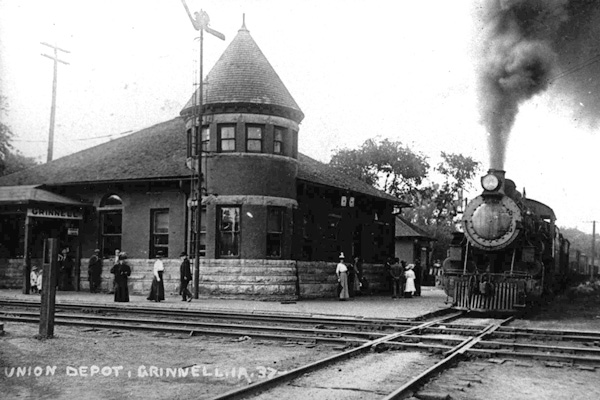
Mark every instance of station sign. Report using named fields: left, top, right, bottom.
left=27, top=207, right=83, bottom=220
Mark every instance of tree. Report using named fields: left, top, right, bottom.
left=329, top=138, right=430, bottom=199
left=0, top=95, right=39, bottom=176
left=329, top=138, right=481, bottom=261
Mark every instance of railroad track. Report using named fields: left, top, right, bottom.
left=3, top=298, right=600, bottom=399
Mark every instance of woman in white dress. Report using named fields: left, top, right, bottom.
left=336, top=253, right=350, bottom=300
left=404, top=264, right=416, bottom=298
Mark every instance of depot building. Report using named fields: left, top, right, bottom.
left=0, top=22, right=406, bottom=298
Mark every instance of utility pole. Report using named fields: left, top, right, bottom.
left=181, top=0, right=225, bottom=299
left=592, top=220, right=596, bottom=280
left=41, top=42, right=69, bottom=163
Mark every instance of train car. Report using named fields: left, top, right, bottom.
left=441, top=169, right=570, bottom=312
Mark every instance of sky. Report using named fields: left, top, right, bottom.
left=0, top=0, right=598, bottom=234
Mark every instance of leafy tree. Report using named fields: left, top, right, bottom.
left=329, top=138, right=481, bottom=261
left=0, top=95, right=39, bottom=176
left=329, top=138, right=430, bottom=198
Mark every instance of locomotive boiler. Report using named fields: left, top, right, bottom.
left=441, top=169, right=570, bottom=312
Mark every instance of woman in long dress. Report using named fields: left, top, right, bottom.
left=404, top=264, right=416, bottom=298
left=110, top=255, right=131, bottom=302
left=336, top=253, right=350, bottom=301
left=147, top=252, right=165, bottom=302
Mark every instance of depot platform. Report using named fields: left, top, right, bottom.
left=0, top=287, right=452, bottom=320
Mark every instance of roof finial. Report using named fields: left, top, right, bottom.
left=241, top=13, right=247, bottom=30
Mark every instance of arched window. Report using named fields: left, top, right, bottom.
left=98, top=194, right=123, bottom=259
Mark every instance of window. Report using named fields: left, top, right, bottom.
left=151, top=209, right=169, bottom=258
left=201, top=126, right=209, bottom=152
left=218, top=206, right=240, bottom=257
left=219, top=125, right=236, bottom=152
left=326, top=213, right=341, bottom=240
left=189, top=206, right=206, bottom=257
left=99, top=194, right=123, bottom=258
left=246, top=125, right=263, bottom=152
left=187, top=126, right=208, bottom=156
left=273, top=126, right=284, bottom=154
left=267, top=207, right=284, bottom=258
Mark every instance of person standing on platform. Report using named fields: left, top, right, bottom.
left=404, top=263, right=416, bottom=298
left=179, top=251, right=192, bottom=302
left=389, top=258, right=402, bottom=299
left=147, top=251, right=165, bottom=302
left=336, top=252, right=349, bottom=301
left=384, top=256, right=393, bottom=294
left=58, top=247, right=73, bottom=291
left=30, top=267, right=39, bottom=294
left=88, top=249, right=102, bottom=293
left=110, top=254, right=131, bottom=302
left=351, top=256, right=362, bottom=296
left=414, top=258, right=423, bottom=296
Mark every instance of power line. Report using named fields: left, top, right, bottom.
left=12, top=130, right=134, bottom=143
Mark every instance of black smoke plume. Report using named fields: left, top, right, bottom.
left=477, top=0, right=600, bottom=169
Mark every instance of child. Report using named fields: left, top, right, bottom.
left=30, top=267, right=39, bottom=293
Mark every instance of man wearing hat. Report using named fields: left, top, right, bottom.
left=88, top=249, right=102, bottom=293
left=179, top=251, right=193, bottom=302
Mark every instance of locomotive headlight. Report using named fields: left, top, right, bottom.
left=481, top=174, right=500, bottom=191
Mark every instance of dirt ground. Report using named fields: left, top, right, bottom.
left=2, top=281, right=599, bottom=400
left=0, top=323, right=338, bottom=400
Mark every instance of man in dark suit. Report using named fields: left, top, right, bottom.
left=179, top=251, right=193, bottom=302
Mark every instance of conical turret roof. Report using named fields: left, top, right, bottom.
left=181, top=22, right=304, bottom=122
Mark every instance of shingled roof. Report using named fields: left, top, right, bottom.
left=181, top=23, right=303, bottom=121
left=395, top=215, right=434, bottom=239
left=0, top=117, right=404, bottom=204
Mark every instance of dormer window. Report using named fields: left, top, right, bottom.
left=246, top=125, right=263, bottom=153
left=274, top=126, right=284, bottom=155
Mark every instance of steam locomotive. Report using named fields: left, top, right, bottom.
left=441, top=169, right=570, bottom=312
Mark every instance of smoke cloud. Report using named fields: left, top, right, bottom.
left=477, top=0, right=600, bottom=169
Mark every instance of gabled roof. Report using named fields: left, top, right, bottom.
left=0, top=118, right=190, bottom=186
left=0, top=185, right=88, bottom=206
left=181, top=24, right=303, bottom=121
left=297, top=154, right=406, bottom=205
left=395, top=215, right=434, bottom=240
left=0, top=117, right=402, bottom=204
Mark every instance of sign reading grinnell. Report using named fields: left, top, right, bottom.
left=27, top=208, right=83, bottom=220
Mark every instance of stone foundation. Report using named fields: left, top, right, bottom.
left=2, top=258, right=389, bottom=299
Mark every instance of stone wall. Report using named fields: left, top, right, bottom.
left=79, top=258, right=298, bottom=299
left=0, top=258, right=22, bottom=289
left=2, top=257, right=388, bottom=299
left=297, top=261, right=388, bottom=298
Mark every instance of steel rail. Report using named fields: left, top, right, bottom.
left=0, top=310, right=388, bottom=341
left=206, top=311, right=466, bottom=400
left=0, top=314, right=369, bottom=346
left=0, top=299, right=417, bottom=329
left=381, top=316, right=514, bottom=400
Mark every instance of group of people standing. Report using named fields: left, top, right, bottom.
left=335, top=253, right=364, bottom=301
left=85, top=249, right=194, bottom=304
left=387, top=258, right=420, bottom=299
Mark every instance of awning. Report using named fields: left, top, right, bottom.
left=0, top=185, right=89, bottom=206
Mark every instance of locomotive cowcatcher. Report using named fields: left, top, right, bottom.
left=441, top=169, right=570, bottom=312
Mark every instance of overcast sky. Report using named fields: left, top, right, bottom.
left=0, top=0, right=598, bottom=234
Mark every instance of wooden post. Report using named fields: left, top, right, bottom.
left=22, top=215, right=31, bottom=294
left=39, top=238, right=59, bottom=338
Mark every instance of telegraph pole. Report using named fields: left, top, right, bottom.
left=41, top=42, right=70, bottom=163
left=181, top=0, right=225, bottom=299
left=592, top=220, right=596, bottom=280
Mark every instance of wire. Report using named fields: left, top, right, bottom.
left=11, top=130, right=134, bottom=143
